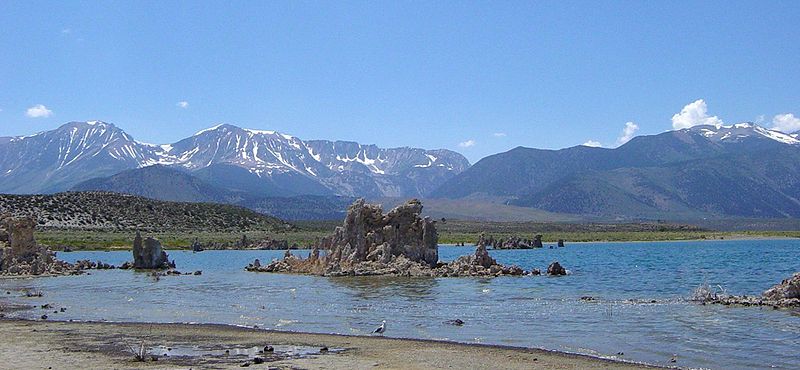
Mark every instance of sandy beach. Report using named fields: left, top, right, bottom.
left=0, top=319, right=660, bottom=369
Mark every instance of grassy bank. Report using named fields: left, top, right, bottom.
left=34, top=222, right=800, bottom=250
left=437, top=230, right=800, bottom=244
left=35, top=229, right=330, bottom=250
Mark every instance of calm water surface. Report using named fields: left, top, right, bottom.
left=2, top=240, right=799, bottom=369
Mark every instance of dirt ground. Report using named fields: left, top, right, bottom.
left=0, top=319, right=662, bottom=369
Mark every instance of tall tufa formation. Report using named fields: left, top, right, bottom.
left=320, top=198, right=438, bottom=268
left=0, top=214, right=79, bottom=276
left=247, top=199, right=525, bottom=277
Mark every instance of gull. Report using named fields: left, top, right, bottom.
left=373, top=320, right=386, bottom=335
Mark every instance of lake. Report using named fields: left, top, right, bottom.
left=1, top=240, right=799, bottom=369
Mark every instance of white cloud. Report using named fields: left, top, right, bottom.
left=25, top=104, right=53, bottom=118
left=771, top=113, right=800, bottom=133
left=492, top=132, right=506, bottom=137
left=582, top=140, right=602, bottom=147
left=616, top=121, right=639, bottom=146
left=671, top=99, right=723, bottom=129
left=177, top=101, right=189, bottom=109
left=458, top=139, right=476, bottom=148
left=61, top=28, right=71, bottom=34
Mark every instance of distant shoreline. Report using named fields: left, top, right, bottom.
left=40, top=233, right=800, bottom=252
left=0, top=318, right=660, bottom=369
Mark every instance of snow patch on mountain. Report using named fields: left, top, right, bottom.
left=686, top=122, right=800, bottom=145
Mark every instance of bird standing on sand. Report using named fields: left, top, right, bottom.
left=373, top=320, right=386, bottom=335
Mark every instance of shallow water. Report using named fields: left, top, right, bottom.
left=2, top=240, right=799, bottom=369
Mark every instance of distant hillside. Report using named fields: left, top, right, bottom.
left=71, top=166, right=352, bottom=220
left=245, top=195, right=353, bottom=221
left=0, top=191, right=291, bottom=232
left=433, top=123, right=800, bottom=219
left=72, top=165, right=238, bottom=203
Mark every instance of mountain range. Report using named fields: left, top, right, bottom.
left=3, top=120, right=800, bottom=220
left=434, top=123, right=800, bottom=219
left=0, top=121, right=469, bottom=197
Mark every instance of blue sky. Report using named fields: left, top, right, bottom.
left=1, top=1, right=798, bottom=163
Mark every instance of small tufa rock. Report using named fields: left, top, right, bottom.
left=763, top=272, right=800, bottom=300
left=132, top=232, right=174, bottom=269
left=547, top=261, right=567, bottom=276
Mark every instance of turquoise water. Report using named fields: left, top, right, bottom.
left=1, top=240, right=799, bottom=369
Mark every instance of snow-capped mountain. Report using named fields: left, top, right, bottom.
left=684, top=122, right=800, bottom=145
left=0, top=121, right=469, bottom=197
left=0, top=121, right=163, bottom=193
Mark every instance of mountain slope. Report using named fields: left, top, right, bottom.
left=434, top=123, right=800, bottom=219
left=0, top=121, right=469, bottom=197
left=71, top=165, right=238, bottom=203
left=0, top=121, right=166, bottom=193
left=70, top=165, right=352, bottom=220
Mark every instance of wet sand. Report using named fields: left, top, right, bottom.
left=0, top=319, right=661, bottom=369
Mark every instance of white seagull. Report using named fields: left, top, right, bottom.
left=373, top=320, right=386, bottom=335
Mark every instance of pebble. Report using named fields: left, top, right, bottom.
left=240, top=362, right=251, bottom=367
left=40, top=315, right=48, bottom=320
left=320, top=346, right=329, bottom=353
left=263, top=345, right=274, bottom=352
left=253, top=357, right=265, bottom=364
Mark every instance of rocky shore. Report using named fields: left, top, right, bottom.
left=693, top=272, right=800, bottom=309
left=246, top=199, right=534, bottom=277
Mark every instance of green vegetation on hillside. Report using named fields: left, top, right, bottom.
left=0, top=191, right=290, bottom=232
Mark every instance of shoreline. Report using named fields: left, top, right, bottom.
left=0, top=318, right=663, bottom=369
left=42, top=235, right=800, bottom=252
